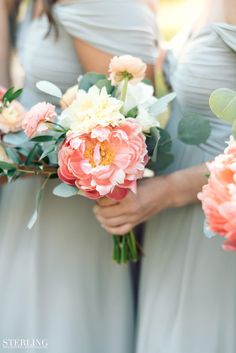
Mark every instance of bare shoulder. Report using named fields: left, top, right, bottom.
left=225, top=0, right=236, bottom=25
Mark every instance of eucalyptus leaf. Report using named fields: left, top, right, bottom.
left=79, top=73, right=106, bottom=92
left=204, top=221, right=217, bottom=239
left=178, top=113, right=211, bottom=145
left=209, top=88, right=236, bottom=124
left=36, top=81, right=63, bottom=98
left=95, top=79, right=114, bottom=95
left=53, top=183, right=78, bottom=198
left=6, top=148, right=20, bottom=164
left=150, top=127, right=160, bottom=163
left=149, top=92, right=176, bottom=116
left=3, top=131, right=28, bottom=146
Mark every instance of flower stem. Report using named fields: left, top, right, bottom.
left=112, top=230, right=143, bottom=264
left=120, top=77, right=129, bottom=115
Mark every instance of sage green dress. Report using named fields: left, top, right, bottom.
left=0, top=2, right=158, bottom=352
left=136, top=24, right=236, bottom=353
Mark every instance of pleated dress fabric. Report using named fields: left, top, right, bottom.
left=136, top=23, right=236, bottom=353
left=0, top=1, right=158, bottom=353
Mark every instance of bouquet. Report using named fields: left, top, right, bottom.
left=0, top=55, right=211, bottom=264
left=198, top=88, right=236, bottom=251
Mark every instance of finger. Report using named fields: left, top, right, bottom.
left=94, top=203, right=128, bottom=219
left=96, top=197, right=118, bottom=207
left=102, top=223, right=133, bottom=236
left=97, top=215, right=132, bottom=228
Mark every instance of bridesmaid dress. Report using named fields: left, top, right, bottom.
left=0, top=1, right=158, bottom=352
left=136, top=24, right=236, bottom=353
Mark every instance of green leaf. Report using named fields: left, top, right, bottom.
left=53, top=183, right=78, bottom=198
left=40, top=145, right=55, bottom=160
left=178, top=113, right=211, bottom=145
left=147, top=128, right=174, bottom=173
left=79, top=73, right=106, bottom=92
left=157, top=128, right=172, bottom=153
left=7, top=169, right=17, bottom=182
left=95, top=79, right=114, bottom=95
left=31, top=135, right=54, bottom=142
left=36, top=81, right=62, bottom=98
left=127, top=106, right=139, bottom=118
left=156, top=153, right=174, bottom=171
left=0, top=161, right=16, bottom=170
left=10, top=88, right=23, bottom=101
left=2, top=87, right=23, bottom=104
left=149, top=92, right=176, bottom=116
left=6, top=148, right=20, bottom=164
left=204, top=221, right=217, bottom=239
left=209, top=88, right=236, bottom=124
left=3, top=131, right=28, bottom=146
left=25, top=144, right=41, bottom=165
left=27, top=176, right=50, bottom=229
left=150, top=127, right=160, bottom=163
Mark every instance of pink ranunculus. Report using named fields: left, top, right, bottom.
left=22, top=102, right=57, bottom=138
left=198, top=137, right=236, bottom=251
left=58, top=119, right=148, bottom=201
left=109, top=55, right=147, bottom=86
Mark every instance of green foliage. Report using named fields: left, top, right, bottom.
left=2, top=87, right=23, bottom=106
left=0, top=161, right=16, bottom=170
left=36, top=81, right=62, bottom=98
left=178, top=113, right=211, bottom=145
left=79, top=73, right=107, bottom=92
left=3, top=131, right=28, bottom=146
left=127, top=106, right=139, bottom=118
left=95, top=79, right=115, bottom=95
left=209, top=88, right=236, bottom=124
left=53, top=183, right=78, bottom=198
left=31, top=135, right=55, bottom=142
left=147, top=127, right=174, bottom=173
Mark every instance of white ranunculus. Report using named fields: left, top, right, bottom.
left=118, top=81, right=156, bottom=114
left=58, top=86, right=125, bottom=134
left=117, top=82, right=160, bottom=132
left=135, top=105, right=160, bottom=133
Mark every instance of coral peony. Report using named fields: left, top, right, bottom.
left=22, top=102, right=56, bottom=138
left=58, top=86, right=124, bottom=134
left=198, top=137, right=236, bottom=250
left=109, top=55, right=147, bottom=85
left=58, top=119, right=148, bottom=200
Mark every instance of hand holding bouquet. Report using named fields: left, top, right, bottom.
left=0, top=55, right=211, bottom=263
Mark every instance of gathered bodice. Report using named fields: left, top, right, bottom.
left=17, top=0, right=158, bottom=109
left=164, top=23, right=236, bottom=172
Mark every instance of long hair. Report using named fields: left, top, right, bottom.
left=42, top=0, right=58, bottom=35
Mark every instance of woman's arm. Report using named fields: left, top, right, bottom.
left=72, top=39, right=155, bottom=83
left=0, top=0, right=11, bottom=87
left=94, top=163, right=209, bottom=235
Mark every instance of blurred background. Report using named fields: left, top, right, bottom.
left=160, top=0, right=204, bottom=39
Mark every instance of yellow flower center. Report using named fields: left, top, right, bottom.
left=84, top=140, right=115, bottom=167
